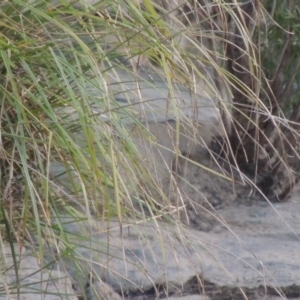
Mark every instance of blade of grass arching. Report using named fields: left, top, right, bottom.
left=20, top=50, right=99, bottom=141
left=18, top=2, right=94, bottom=55
left=142, top=0, right=170, bottom=37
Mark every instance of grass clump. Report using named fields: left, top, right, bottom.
left=0, top=0, right=229, bottom=236
left=1, top=0, right=299, bottom=299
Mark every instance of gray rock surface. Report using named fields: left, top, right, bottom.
left=50, top=64, right=225, bottom=208
left=86, top=280, right=123, bottom=300
left=50, top=65, right=224, bottom=192
left=2, top=187, right=300, bottom=299
left=46, top=185, right=300, bottom=299
left=0, top=244, right=76, bottom=300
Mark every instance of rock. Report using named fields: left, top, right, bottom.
left=50, top=66, right=224, bottom=189
left=85, top=279, right=123, bottom=300
left=46, top=185, right=300, bottom=299
left=167, top=153, right=241, bottom=231
left=53, top=216, right=205, bottom=295
left=0, top=244, right=76, bottom=300
left=5, top=185, right=300, bottom=299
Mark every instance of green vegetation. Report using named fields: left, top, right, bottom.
left=0, top=0, right=299, bottom=298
